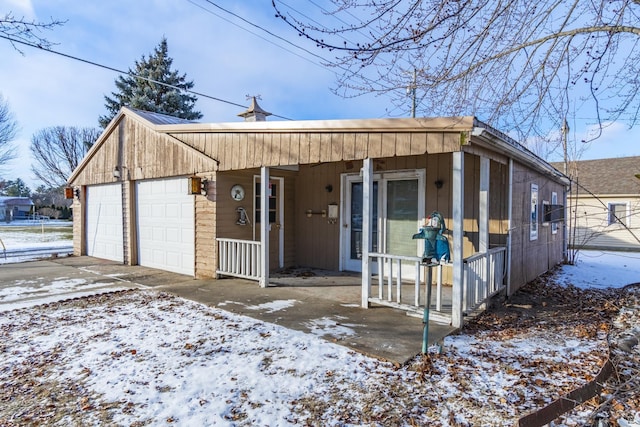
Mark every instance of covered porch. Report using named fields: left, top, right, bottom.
left=215, top=146, right=511, bottom=330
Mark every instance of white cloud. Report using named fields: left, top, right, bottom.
left=1, top=0, right=35, bottom=19
left=0, top=1, right=396, bottom=186
left=577, top=121, right=640, bottom=160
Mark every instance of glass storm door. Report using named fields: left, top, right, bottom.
left=342, top=170, right=425, bottom=272
left=344, top=178, right=379, bottom=272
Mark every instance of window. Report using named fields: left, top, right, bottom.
left=608, top=203, right=628, bottom=226
left=255, top=182, right=276, bottom=223
left=530, top=184, right=538, bottom=241
left=542, top=200, right=550, bottom=226
left=551, top=192, right=559, bottom=235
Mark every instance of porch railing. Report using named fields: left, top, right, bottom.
left=216, top=238, right=261, bottom=281
left=367, top=247, right=507, bottom=324
left=366, top=252, right=452, bottom=324
left=463, top=247, right=507, bottom=314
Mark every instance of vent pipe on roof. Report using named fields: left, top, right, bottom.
left=238, top=97, right=272, bottom=122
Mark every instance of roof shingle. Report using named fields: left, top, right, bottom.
left=550, top=157, right=640, bottom=195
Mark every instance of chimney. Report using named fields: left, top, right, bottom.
left=238, top=96, right=272, bottom=122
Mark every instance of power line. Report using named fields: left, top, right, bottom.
left=194, top=0, right=403, bottom=114
left=0, top=33, right=295, bottom=121
left=287, top=0, right=421, bottom=115
left=186, top=0, right=330, bottom=71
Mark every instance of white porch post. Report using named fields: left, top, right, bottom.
left=259, top=166, right=269, bottom=288
left=451, top=152, right=465, bottom=328
left=361, top=158, right=373, bottom=308
left=479, top=157, right=490, bottom=300
left=479, top=157, right=490, bottom=253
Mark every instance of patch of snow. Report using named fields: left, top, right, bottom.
left=304, top=316, right=361, bottom=338
left=556, top=250, right=640, bottom=289
left=0, top=288, right=132, bottom=312
left=245, top=299, right=298, bottom=313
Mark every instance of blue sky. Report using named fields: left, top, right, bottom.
left=1, top=0, right=639, bottom=188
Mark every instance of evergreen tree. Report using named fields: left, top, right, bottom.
left=99, top=37, right=202, bottom=128
left=0, top=178, right=31, bottom=197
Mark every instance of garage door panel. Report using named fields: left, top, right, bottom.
left=136, top=178, right=195, bottom=276
left=86, top=184, right=124, bottom=262
left=166, top=204, right=179, bottom=218
left=165, top=228, right=179, bottom=243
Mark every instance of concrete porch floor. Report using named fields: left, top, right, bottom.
left=4, top=256, right=458, bottom=364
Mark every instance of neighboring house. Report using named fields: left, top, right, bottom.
left=67, top=103, right=568, bottom=328
left=552, top=157, right=640, bottom=251
left=0, top=197, right=34, bottom=222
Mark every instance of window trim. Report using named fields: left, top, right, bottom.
left=530, top=183, right=538, bottom=241
left=607, top=202, right=629, bottom=227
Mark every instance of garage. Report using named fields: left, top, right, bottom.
left=85, top=183, right=124, bottom=262
left=136, top=177, right=195, bottom=276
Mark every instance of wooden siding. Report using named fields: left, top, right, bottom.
left=195, top=175, right=217, bottom=278
left=70, top=117, right=218, bottom=186
left=294, top=162, right=345, bottom=270
left=489, top=161, right=509, bottom=248
left=214, top=170, right=297, bottom=271
left=172, top=130, right=463, bottom=171
left=123, top=180, right=133, bottom=265
left=570, top=195, right=640, bottom=251
left=509, top=161, right=565, bottom=292
left=289, top=154, right=507, bottom=273
left=72, top=193, right=84, bottom=256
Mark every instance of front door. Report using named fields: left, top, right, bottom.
left=341, top=170, right=425, bottom=272
left=253, top=176, right=284, bottom=270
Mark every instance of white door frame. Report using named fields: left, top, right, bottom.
left=340, top=169, right=426, bottom=272
left=253, top=175, right=284, bottom=269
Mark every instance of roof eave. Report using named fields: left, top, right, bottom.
left=471, top=127, right=570, bottom=186
left=154, top=116, right=477, bottom=134
left=68, top=110, right=130, bottom=185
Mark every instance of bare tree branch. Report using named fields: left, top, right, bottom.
left=273, top=0, right=640, bottom=146
left=1, top=12, right=64, bottom=54
left=0, top=94, right=18, bottom=170
left=30, top=126, right=99, bottom=188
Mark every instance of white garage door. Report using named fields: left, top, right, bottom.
left=86, top=183, right=124, bottom=262
left=136, top=178, right=195, bottom=276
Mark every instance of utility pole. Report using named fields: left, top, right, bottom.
left=408, top=69, right=417, bottom=118
left=560, top=117, right=571, bottom=263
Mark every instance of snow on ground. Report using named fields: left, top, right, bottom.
left=0, top=275, right=136, bottom=312
left=0, top=290, right=612, bottom=426
left=0, top=245, right=638, bottom=425
left=556, top=250, right=640, bottom=289
left=0, top=220, right=73, bottom=264
left=0, top=220, right=72, bottom=245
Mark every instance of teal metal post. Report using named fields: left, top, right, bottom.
left=422, top=263, right=435, bottom=354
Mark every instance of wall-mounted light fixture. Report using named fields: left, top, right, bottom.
left=188, top=176, right=208, bottom=195
left=64, top=187, right=80, bottom=199
left=434, top=179, right=444, bottom=189
left=113, top=166, right=121, bottom=179
left=325, top=184, right=333, bottom=193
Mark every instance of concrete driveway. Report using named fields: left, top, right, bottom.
left=0, top=256, right=456, bottom=363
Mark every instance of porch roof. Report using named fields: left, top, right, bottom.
left=69, top=107, right=568, bottom=186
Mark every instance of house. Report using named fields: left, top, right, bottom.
left=551, top=156, right=640, bottom=251
left=67, top=103, right=569, bottom=328
left=0, top=197, right=34, bottom=222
